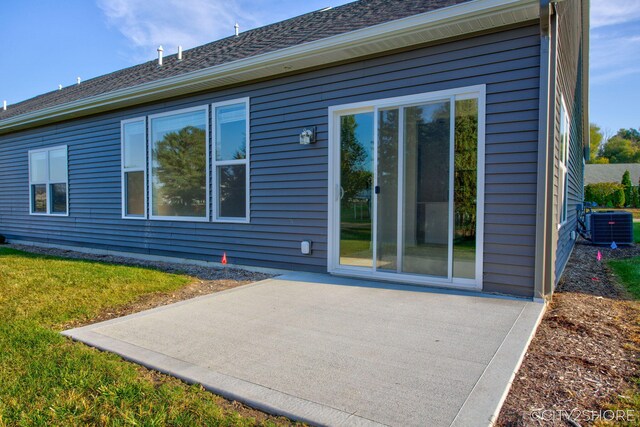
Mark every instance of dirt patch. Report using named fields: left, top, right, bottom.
left=497, top=240, right=640, bottom=426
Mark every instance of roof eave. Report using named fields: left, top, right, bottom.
left=0, top=0, right=539, bottom=135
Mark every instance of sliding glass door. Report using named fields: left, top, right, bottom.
left=332, top=87, right=483, bottom=288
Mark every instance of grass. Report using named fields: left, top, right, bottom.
left=0, top=247, right=283, bottom=426
left=603, top=253, right=640, bottom=426
left=608, top=256, right=640, bottom=299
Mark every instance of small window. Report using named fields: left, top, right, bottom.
left=122, top=118, right=147, bottom=218
left=29, top=146, right=68, bottom=215
left=212, top=98, right=249, bottom=221
left=558, top=98, right=569, bottom=226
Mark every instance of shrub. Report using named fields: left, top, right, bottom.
left=613, top=187, right=626, bottom=208
left=622, top=170, right=633, bottom=207
left=632, top=186, right=640, bottom=208
left=585, top=182, right=626, bottom=208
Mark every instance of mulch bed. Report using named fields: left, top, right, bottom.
left=497, top=240, right=640, bottom=426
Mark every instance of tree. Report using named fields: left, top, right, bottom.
left=622, top=170, right=633, bottom=207
left=454, top=99, right=478, bottom=239
left=340, top=115, right=372, bottom=202
left=600, top=136, right=640, bottom=163
left=588, top=123, right=604, bottom=163
left=591, top=157, right=610, bottom=164
left=612, top=186, right=626, bottom=208
left=153, top=126, right=207, bottom=216
left=616, top=128, right=640, bottom=143
left=585, top=182, right=626, bottom=207
left=631, top=186, right=640, bottom=209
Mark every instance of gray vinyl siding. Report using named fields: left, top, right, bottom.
left=553, top=0, right=587, bottom=285
left=0, top=24, right=540, bottom=297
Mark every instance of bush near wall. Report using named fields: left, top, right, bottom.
left=585, top=182, right=627, bottom=208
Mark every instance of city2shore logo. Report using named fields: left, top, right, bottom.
left=528, top=409, right=636, bottom=423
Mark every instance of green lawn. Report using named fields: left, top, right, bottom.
left=609, top=256, right=640, bottom=299
left=606, top=249, right=640, bottom=425
left=0, top=247, right=285, bottom=426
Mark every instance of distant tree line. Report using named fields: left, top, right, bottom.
left=585, top=170, right=640, bottom=208
left=589, top=124, right=640, bottom=164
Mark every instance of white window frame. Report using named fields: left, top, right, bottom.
left=327, top=85, right=486, bottom=291
left=148, top=105, right=210, bottom=222
left=558, top=96, right=569, bottom=228
left=121, top=117, right=147, bottom=219
left=28, top=145, right=69, bottom=216
left=211, top=97, right=250, bottom=223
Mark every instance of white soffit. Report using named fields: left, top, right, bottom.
left=0, top=0, right=539, bottom=134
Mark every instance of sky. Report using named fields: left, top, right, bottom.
left=0, top=0, right=638, bottom=134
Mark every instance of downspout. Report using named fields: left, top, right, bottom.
left=534, top=0, right=558, bottom=300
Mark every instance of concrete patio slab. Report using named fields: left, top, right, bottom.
left=63, top=272, right=545, bottom=427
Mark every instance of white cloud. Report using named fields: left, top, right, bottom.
left=591, top=0, right=640, bottom=28
left=97, top=0, right=262, bottom=60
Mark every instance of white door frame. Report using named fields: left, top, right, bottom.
left=327, top=85, right=486, bottom=290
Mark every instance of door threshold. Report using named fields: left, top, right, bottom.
left=329, top=268, right=481, bottom=292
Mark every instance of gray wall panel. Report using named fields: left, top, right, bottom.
left=0, top=24, right=540, bottom=296
left=553, top=0, right=587, bottom=285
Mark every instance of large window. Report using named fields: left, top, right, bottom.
left=29, top=146, right=68, bottom=215
left=121, top=99, right=250, bottom=222
left=558, top=98, right=569, bottom=226
left=149, top=106, right=209, bottom=221
left=122, top=118, right=147, bottom=218
left=212, top=99, right=249, bottom=221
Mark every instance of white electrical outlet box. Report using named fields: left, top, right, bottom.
left=301, top=240, right=311, bottom=255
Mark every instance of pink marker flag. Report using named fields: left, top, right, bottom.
left=597, top=251, right=602, bottom=261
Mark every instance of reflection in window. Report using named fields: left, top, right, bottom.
left=403, top=101, right=451, bottom=278
left=151, top=109, right=207, bottom=219
left=125, top=171, right=145, bottom=216
left=213, top=100, right=249, bottom=220
left=122, top=119, right=146, bottom=217
left=453, top=98, right=478, bottom=279
left=32, top=184, right=47, bottom=213
left=376, top=109, right=399, bottom=271
left=29, top=147, right=68, bottom=215
left=339, top=112, right=374, bottom=267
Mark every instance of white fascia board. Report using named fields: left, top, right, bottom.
left=0, top=0, right=539, bottom=134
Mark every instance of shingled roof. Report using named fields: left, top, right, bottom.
left=585, top=163, right=640, bottom=186
left=0, top=0, right=470, bottom=121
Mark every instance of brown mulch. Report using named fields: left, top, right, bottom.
left=497, top=240, right=640, bottom=426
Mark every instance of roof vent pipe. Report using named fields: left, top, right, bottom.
left=157, top=45, right=164, bottom=65
left=2, top=100, right=6, bottom=111
left=234, top=22, right=239, bottom=36
left=77, top=77, right=81, bottom=85
left=177, top=45, right=183, bottom=60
